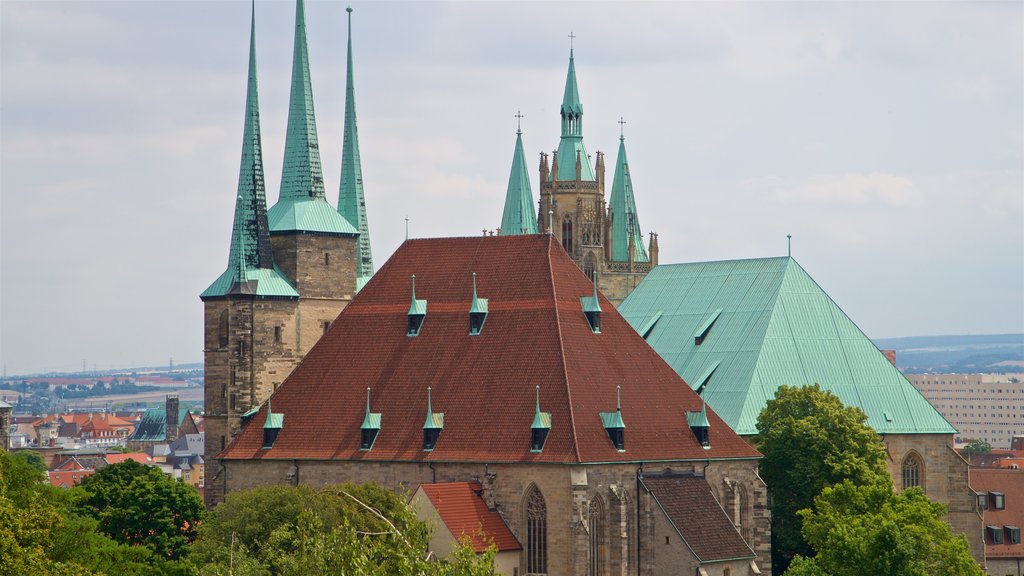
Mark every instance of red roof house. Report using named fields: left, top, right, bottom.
left=971, top=468, right=1024, bottom=572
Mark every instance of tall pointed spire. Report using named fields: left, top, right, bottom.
left=609, top=132, right=649, bottom=263
left=202, top=3, right=297, bottom=300
left=499, top=117, right=538, bottom=235
left=338, top=6, right=374, bottom=286
left=268, top=0, right=356, bottom=235
left=554, top=45, right=594, bottom=181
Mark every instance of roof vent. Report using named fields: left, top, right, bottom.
left=694, top=309, right=722, bottom=345
left=599, top=385, right=626, bottom=451
left=686, top=400, right=711, bottom=449
left=408, top=275, right=427, bottom=336
left=469, top=272, right=489, bottom=336
left=360, top=387, right=381, bottom=451
left=423, top=386, right=444, bottom=451
left=638, top=310, right=663, bottom=340
left=692, top=361, right=720, bottom=395
left=580, top=276, right=601, bottom=333
left=262, top=399, right=284, bottom=449
left=531, top=385, right=552, bottom=452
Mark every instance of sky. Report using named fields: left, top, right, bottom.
left=1, top=1, right=1021, bottom=376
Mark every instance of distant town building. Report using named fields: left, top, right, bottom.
left=906, top=373, right=1024, bottom=449
left=127, top=395, right=199, bottom=451
left=971, top=468, right=1024, bottom=575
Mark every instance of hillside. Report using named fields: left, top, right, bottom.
left=872, top=333, right=1024, bottom=373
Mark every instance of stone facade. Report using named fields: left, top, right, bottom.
left=882, top=432, right=984, bottom=564
left=537, top=155, right=657, bottom=306
left=222, top=457, right=770, bottom=576
left=203, top=234, right=358, bottom=507
left=0, top=403, right=11, bottom=451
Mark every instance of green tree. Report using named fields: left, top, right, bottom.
left=756, top=384, right=889, bottom=572
left=191, top=483, right=495, bottom=575
left=788, top=478, right=983, bottom=576
left=960, top=439, right=992, bottom=458
left=10, top=450, right=46, bottom=474
left=76, top=459, right=204, bottom=560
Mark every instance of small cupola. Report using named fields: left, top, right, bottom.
left=469, top=272, right=488, bottom=336
left=422, top=386, right=444, bottom=451
left=360, top=387, right=381, bottom=451
left=530, top=385, right=552, bottom=452
left=687, top=400, right=710, bottom=449
left=580, top=276, right=601, bottom=333
left=599, top=385, right=626, bottom=451
left=408, top=275, right=427, bottom=336
left=262, top=399, right=284, bottom=449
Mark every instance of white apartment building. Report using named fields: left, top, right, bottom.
left=907, top=373, right=1024, bottom=449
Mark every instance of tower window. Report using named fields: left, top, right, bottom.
left=218, top=310, right=229, bottom=348
left=562, top=218, right=573, bottom=253
left=274, top=326, right=282, bottom=344
left=324, top=252, right=330, bottom=266
left=323, top=321, right=331, bottom=335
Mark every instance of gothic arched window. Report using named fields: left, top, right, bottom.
left=584, top=254, right=596, bottom=281
left=589, top=496, right=605, bottom=576
left=562, top=218, right=573, bottom=254
left=218, top=310, right=229, bottom=349
left=901, top=452, right=924, bottom=490
left=525, top=485, right=548, bottom=575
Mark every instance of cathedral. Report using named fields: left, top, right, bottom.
left=499, top=49, right=657, bottom=305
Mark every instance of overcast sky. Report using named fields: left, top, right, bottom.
left=1, top=1, right=1021, bottom=376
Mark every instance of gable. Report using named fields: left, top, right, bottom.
left=620, top=257, right=955, bottom=436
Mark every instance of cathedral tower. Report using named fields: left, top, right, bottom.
left=498, top=117, right=537, bottom=236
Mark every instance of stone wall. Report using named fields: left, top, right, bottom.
left=270, top=233, right=358, bottom=300
left=221, top=457, right=770, bottom=576
left=882, top=432, right=984, bottom=564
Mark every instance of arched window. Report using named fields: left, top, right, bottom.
left=584, top=254, right=596, bottom=282
left=218, top=310, right=229, bottom=349
left=589, top=496, right=605, bottom=576
left=901, top=452, right=924, bottom=490
left=525, top=485, right=547, bottom=575
left=562, top=218, right=573, bottom=254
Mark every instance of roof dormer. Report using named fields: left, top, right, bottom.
left=469, top=272, right=488, bottom=336
left=262, top=399, right=284, bottom=449
left=686, top=401, right=711, bottom=449
left=581, top=276, right=601, bottom=333
left=530, top=385, right=552, bottom=452
left=423, top=387, right=444, bottom=451
left=408, top=275, right=427, bottom=336
left=360, top=387, right=381, bottom=451
left=600, top=385, right=625, bottom=451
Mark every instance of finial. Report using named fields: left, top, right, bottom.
left=347, top=6, right=353, bottom=14
left=515, top=110, right=524, bottom=134
left=426, top=386, right=433, bottom=413
left=787, top=234, right=792, bottom=257
left=411, top=274, right=417, bottom=300
left=568, top=31, right=576, bottom=53
left=618, top=116, right=626, bottom=139
left=535, top=385, right=541, bottom=412
left=548, top=209, right=554, bottom=234
left=365, top=386, right=371, bottom=412
left=616, top=385, right=621, bottom=411
left=472, top=272, right=478, bottom=299
left=405, top=216, right=410, bottom=240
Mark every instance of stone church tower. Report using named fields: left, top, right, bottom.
left=201, top=0, right=370, bottom=508
left=501, top=47, right=657, bottom=305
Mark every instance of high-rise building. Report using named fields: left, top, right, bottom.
left=906, top=373, right=1024, bottom=449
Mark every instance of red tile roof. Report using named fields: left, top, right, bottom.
left=105, top=453, right=154, bottom=466
left=220, top=235, right=759, bottom=463
left=971, top=468, right=1024, bottom=558
left=48, top=469, right=94, bottom=488
left=417, top=482, right=520, bottom=552
left=641, top=474, right=755, bottom=562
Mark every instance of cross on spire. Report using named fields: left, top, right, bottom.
left=515, top=110, right=524, bottom=133
left=618, top=116, right=627, bottom=138
left=568, top=32, right=576, bottom=50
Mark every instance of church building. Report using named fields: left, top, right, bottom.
left=218, top=234, right=772, bottom=576
left=200, top=0, right=372, bottom=507
left=500, top=48, right=658, bottom=306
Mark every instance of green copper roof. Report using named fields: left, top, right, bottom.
left=554, top=49, right=594, bottom=182
left=469, top=273, right=488, bottom=314
left=499, top=128, right=538, bottom=235
left=686, top=402, right=710, bottom=429
left=599, top=386, right=626, bottom=429
left=128, top=408, right=190, bottom=442
left=423, top=387, right=444, bottom=430
left=619, top=257, right=957, bottom=436
left=337, top=7, right=374, bottom=283
left=264, top=399, right=284, bottom=429
left=271, top=0, right=354, bottom=235
left=408, top=275, right=427, bottom=316
left=531, top=385, right=551, bottom=430
left=581, top=276, right=602, bottom=313
left=361, top=387, right=381, bottom=430
left=202, top=5, right=297, bottom=301
left=609, top=135, right=649, bottom=263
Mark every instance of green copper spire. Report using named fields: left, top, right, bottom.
left=554, top=47, right=594, bottom=181
left=609, top=132, right=649, bottom=263
left=202, top=4, right=298, bottom=300
left=338, top=6, right=374, bottom=286
left=269, top=0, right=356, bottom=235
left=499, top=120, right=538, bottom=235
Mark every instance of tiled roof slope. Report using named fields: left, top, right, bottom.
left=220, top=235, right=758, bottom=463
left=619, top=257, right=956, bottom=436
left=971, top=468, right=1024, bottom=559
left=641, top=474, right=755, bottom=562
left=418, top=482, right=521, bottom=553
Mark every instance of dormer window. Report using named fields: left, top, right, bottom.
left=977, top=492, right=988, bottom=510
left=599, top=385, right=626, bottom=451
left=422, top=387, right=444, bottom=451
left=991, top=491, right=1005, bottom=510
left=580, top=277, right=601, bottom=334
left=408, top=275, right=427, bottom=336
left=262, top=400, right=284, bottom=449
left=469, top=272, right=488, bottom=336
left=360, top=387, right=381, bottom=451
left=531, top=385, right=551, bottom=452
left=988, top=525, right=1004, bottom=544
left=1008, top=526, right=1021, bottom=545
left=687, top=401, right=711, bottom=449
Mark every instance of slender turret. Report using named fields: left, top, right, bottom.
left=338, top=6, right=374, bottom=288
left=500, top=117, right=538, bottom=235
left=609, top=132, right=648, bottom=263
left=553, top=48, right=594, bottom=181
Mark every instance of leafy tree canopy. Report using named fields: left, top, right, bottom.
left=9, top=450, right=46, bottom=473
left=756, top=384, right=889, bottom=572
left=787, top=478, right=982, bottom=576
left=191, top=483, right=495, bottom=575
left=960, top=439, right=992, bottom=456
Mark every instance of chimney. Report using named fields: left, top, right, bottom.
left=882, top=350, right=897, bottom=367
left=165, top=395, right=179, bottom=441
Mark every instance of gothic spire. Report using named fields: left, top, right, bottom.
left=338, top=6, right=374, bottom=285
left=269, top=0, right=356, bottom=236
left=554, top=46, right=594, bottom=182
left=609, top=132, right=649, bottom=263
left=499, top=121, right=538, bottom=235
left=201, top=3, right=298, bottom=300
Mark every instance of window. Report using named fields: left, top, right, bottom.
left=526, top=486, right=547, bottom=575
left=274, top=326, right=282, bottom=344
left=991, top=491, right=1005, bottom=510
left=561, top=218, right=573, bottom=254
left=901, top=452, right=924, bottom=490
left=588, top=497, right=605, bottom=576
left=324, top=252, right=330, bottom=266
left=323, top=321, right=331, bottom=335
left=1008, top=526, right=1021, bottom=544
left=408, top=314, right=425, bottom=336
left=988, top=525, right=1004, bottom=544
left=218, top=310, right=229, bottom=348
left=583, top=254, right=595, bottom=282
left=978, top=492, right=989, bottom=510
